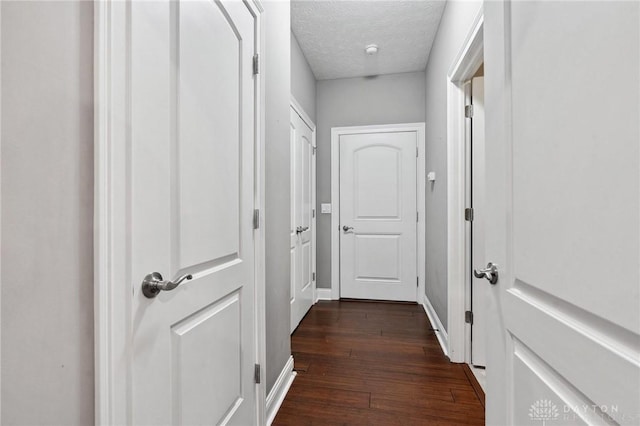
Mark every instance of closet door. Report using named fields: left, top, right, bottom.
left=290, top=106, right=315, bottom=332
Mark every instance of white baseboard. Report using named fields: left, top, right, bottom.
left=266, top=355, right=296, bottom=425
left=468, top=364, right=486, bottom=391
left=315, top=287, right=333, bottom=302
left=422, top=295, right=449, bottom=358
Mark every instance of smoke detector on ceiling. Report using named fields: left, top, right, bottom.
left=365, top=44, right=379, bottom=55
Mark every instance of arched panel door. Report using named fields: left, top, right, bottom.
left=339, top=131, right=417, bottom=302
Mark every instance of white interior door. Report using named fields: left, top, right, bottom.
left=128, top=1, right=258, bottom=424
left=339, top=131, right=417, bottom=302
left=290, top=107, right=314, bottom=332
left=470, top=76, right=487, bottom=367
left=485, top=2, right=639, bottom=425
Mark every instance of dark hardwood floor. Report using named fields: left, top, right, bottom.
left=273, top=300, right=485, bottom=425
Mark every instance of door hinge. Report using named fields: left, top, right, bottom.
left=465, top=310, right=473, bottom=324
left=416, top=277, right=419, bottom=287
left=465, top=105, right=473, bottom=118
left=417, top=212, right=419, bottom=222
left=416, top=146, right=419, bottom=157
left=312, top=272, right=316, bottom=281
left=312, top=209, right=316, bottom=218
left=465, top=208, right=474, bottom=222
left=313, top=146, right=317, bottom=155
left=253, top=54, right=260, bottom=75
left=253, top=209, right=260, bottom=229
left=254, top=364, right=261, bottom=384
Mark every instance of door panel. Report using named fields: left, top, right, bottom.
left=354, top=146, right=402, bottom=219
left=484, top=1, right=639, bottom=424
left=170, top=293, right=241, bottom=425
left=354, top=234, right=401, bottom=281
left=290, top=107, right=314, bottom=332
left=129, top=1, right=257, bottom=424
left=177, top=0, right=241, bottom=268
left=340, top=131, right=417, bottom=301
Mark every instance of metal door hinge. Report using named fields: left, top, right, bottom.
left=254, top=364, right=261, bottom=384
left=253, top=209, right=260, bottom=229
left=416, top=277, right=419, bottom=287
left=313, top=146, right=317, bottom=155
left=416, top=147, right=419, bottom=157
left=465, top=208, right=474, bottom=222
left=312, top=209, right=316, bottom=218
left=465, top=310, right=473, bottom=324
left=253, top=54, right=260, bottom=75
left=417, top=212, right=419, bottom=222
left=465, top=105, right=473, bottom=118
left=312, top=272, right=316, bottom=281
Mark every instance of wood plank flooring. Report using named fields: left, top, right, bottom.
left=273, top=301, right=485, bottom=425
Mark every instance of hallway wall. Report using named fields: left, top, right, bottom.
left=1, top=2, right=95, bottom=424
left=264, top=0, right=293, bottom=395
left=315, top=71, right=426, bottom=289
left=291, top=31, right=317, bottom=122
left=423, top=0, right=482, bottom=331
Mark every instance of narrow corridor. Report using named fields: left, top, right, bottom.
left=273, top=301, right=485, bottom=425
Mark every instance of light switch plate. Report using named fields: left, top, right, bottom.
left=321, top=203, right=332, bottom=214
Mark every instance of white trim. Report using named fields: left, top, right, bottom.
left=315, top=288, right=333, bottom=302
left=330, top=123, right=426, bottom=302
left=290, top=96, right=315, bottom=132
left=422, top=296, right=449, bottom=358
left=266, top=356, right=296, bottom=426
left=468, top=364, right=486, bottom=391
left=312, top=127, right=317, bottom=305
left=94, top=3, right=130, bottom=423
left=0, top=3, right=3, bottom=419
left=94, top=2, right=266, bottom=424
left=446, top=8, right=484, bottom=363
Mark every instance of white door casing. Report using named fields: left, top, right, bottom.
left=94, top=1, right=265, bottom=425
left=470, top=76, right=487, bottom=367
left=446, top=8, right=483, bottom=364
left=484, top=1, right=639, bottom=425
left=289, top=102, right=315, bottom=332
left=339, top=130, right=418, bottom=302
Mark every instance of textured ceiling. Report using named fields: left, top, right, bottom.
left=291, top=0, right=446, bottom=80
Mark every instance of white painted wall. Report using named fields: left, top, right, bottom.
left=316, top=71, right=426, bottom=289
left=424, top=0, right=482, bottom=332
left=1, top=1, right=94, bottom=424
left=264, top=0, right=293, bottom=395
left=291, top=31, right=316, bottom=122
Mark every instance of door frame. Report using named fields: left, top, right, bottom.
left=93, top=1, right=266, bottom=424
left=445, top=8, right=484, bottom=363
left=330, top=123, right=426, bottom=302
left=0, top=5, right=3, bottom=420
left=290, top=96, right=317, bottom=307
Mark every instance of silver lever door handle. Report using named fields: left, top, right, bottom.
left=141, top=272, right=193, bottom=298
left=342, top=225, right=354, bottom=233
left=473, top=262, right=499, bottom=285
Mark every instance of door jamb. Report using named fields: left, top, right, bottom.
left=0, top=4, right=3, bottom=419
left=290, top=96, right=317, bottom=305
left=446, top=9, right=484, bottom=363
left=253, top=2, right=266, bottom=424
left=330, top=123, right=426, bottom=303
left=93, top=2, right=266, bottom=424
